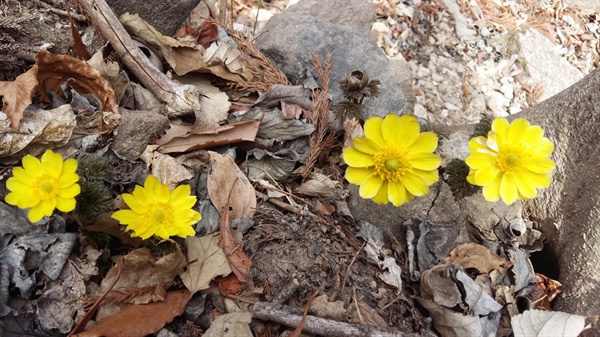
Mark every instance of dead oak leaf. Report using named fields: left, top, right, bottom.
left=0, top=65, right=38, bottom=130
left=35, top=50, right=119, bottom=114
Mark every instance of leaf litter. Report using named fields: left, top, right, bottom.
left=0, top=0, right=595, bottom=336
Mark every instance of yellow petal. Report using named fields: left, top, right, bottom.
left=56, top=196, right=76, bottom=212
left=343, top=147, right=374, bottom=167
left=465, top=152, right=496, bottom=170
left=6, top=177, right=31, bottom=194
left=359, top=174, right=383, bottom=199
left=383, top=114, right=419, bottom=147
left=500, top=173, right=518, bottom=205
left=112, top=209, right=139, bottom=224
left=413, top=169, right=439, bottom=185
left=521, top=170, right=552, bottom=188
left=131, top=185, right=150, bottom=205
left=28, top=199, right=56, bottom=222
left=59, top=183, right=81, bottom=199
left=154, top=227, right=170, bottom=240
left=345, top=167, right=373, bottom=185
left=22, top=154, right=43, bottom=173
left=41, top=150, right=63, bottom=176
left=409, top=152, right=441, bottom=170
left=523, top=156, right=555, bottom=174
left=364, top=117, right=384, bottom=147
left=174, top=225, right=196, bottom=238
left=11, top=167, right=33, bottom=185
left=352, top=137, right=381, bottom=154
left=387, top=181, right=407, bottom=206
left=527, top=138, right=554, bottom=157
left=403, top=173, right=429, bottom=196
left=122, top=193, right=146, bottom=214
left=508, top=118, right=531, bottom=145
left=491, top=117, right=510, bottom=147
left=473, top=165, right=502, bottom=185
left=409, top=132, right=438, bottom=154
left=371, top=181, right=389, bottom=204
left=522, top=125, right=544, bottom=145
left=482, top=174, right=502, bottom=202
left=466, top=170, right=477, bottom=185
left=513, top=173, right=537, bottom=199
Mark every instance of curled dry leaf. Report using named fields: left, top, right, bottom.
left=73, top=289, right=192, bottom=337
left=0, top=64, right=38, bottom=130
left=445, top=242, right=511, bottom=274
left=218, top=190, right=253, bottom=284
left=203, top=311, right=253, bottom=337
left=140, top=145, right=193, bottom=189
left=35, top=50, right=119, bottom=114
left=157, top=120, right=260, bottom=154
left=207, top=151, right=256, bottom=219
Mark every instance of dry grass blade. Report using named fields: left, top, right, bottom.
left=301, top=54, right=338, bottom=179
left=206, top=17, right=287, bottom=92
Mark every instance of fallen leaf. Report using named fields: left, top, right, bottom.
left=197, top=20, right=219, bottom=49
left=215, top=274, right=246, bottom=297
left=180, top=234, right=232, bottom=294
left=244, top=148, right=300, bottom=181
left=157, top=119, right=260, bottom=154
left=281, top=101, right=307, bottom=119
left=35, top=50, right=119, bottom=114
left=96, top=247, right=186, bottom=320
left=296, top=173, right=347, bottom=200
left=203, top=311, right=253, bottom=337
left=218, top=192, right=252, bottom=283
left=207, top=151, right=257, bottom=219
left=512, top=310, right=590, bottom=337
left=0, top=65, right=38, bottom=130
left=140, top=145, right=193, bottom=189
left=73, top=289, right=192, bottom=337
left=445, top=242, right=511, bottom=274
left=83, top=213, right=143, bottom=248
left=309, top=295, right=346, bottom=320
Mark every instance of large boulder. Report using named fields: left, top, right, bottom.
left=255, top=0, right=409, bottom=118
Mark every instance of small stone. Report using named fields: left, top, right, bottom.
left=487, top=91, right=508, bottom=116
left=414, top=103, right=429, bottom=119
left=417, top=67, right=432, bottom=78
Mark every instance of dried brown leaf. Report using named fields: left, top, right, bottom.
left=157, top=119, right=260, bottom=154
left=445, top=242, right=511, bottom=274
left=84, top=213, right=143, bottom=247
left=180, top=234, right=231, bottom=293
left=0, top=65, right=38, bottom=130
left=207, top=151, right=257, bottom=219
left=35, top=50, right=119, bottom=114
left=73, top=289, right=192, bottom=337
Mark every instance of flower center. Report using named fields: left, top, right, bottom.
left=147, top=202, right=174, bottom=227
left=497, top=148, right=526, bottom=173
left=373, top=147, right=410, bottom=182
left=33, top=174, right=60, bottom=201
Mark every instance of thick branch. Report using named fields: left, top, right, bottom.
left=252, top=302, right=419, bottom=337
left=78, top=0, right=202, bottom=119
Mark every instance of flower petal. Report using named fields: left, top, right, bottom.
left=514, top=172, right=537, bottom=199
left=413, top=168, right=439, bottom=185
left=527, top=138, right=555, bottom=157
left=500, top=173, right=518, bottom=205
left=345, top=167, right=373, bottom=185
left=22, top=154, right=43, bottom=173
left=522, top=125, right=544, bottom=145
left=522, top=156, right=555, bottom=174
left=122, top=193, right=146, bottom=214
left=473, top=165, right=502, bottom=185
left=364, top=117, right=384, bottom=147
left=409, top=152, right=441, bottom=170
left=59, top=183, right=81, bottom=199
left=41, top=150, right=63, bottom=176
left=521, top=170, right=552, bottom=188
left=465, top=152, right=497, bottom=170
left=508, top=118, right=531, bottom=145
left=403, top=172, right=429, bottom=196
left=359, top=174, right=383, bottom=199
left=28, top=199, right=56, bottom=222
left=352, top=137, right=381, bottom=154
left=371, top=181, right=389, bottom=204
left=6, top=177, right=31, bottom=194
left=482, top=174, right=502, bottom=202
left=387, top=181, right=407, bottom=206
left=343, top=147, right=374, bottom=167
left=11, top=167, right=33, bottom=185
left=112, top=209, right=139, bottom=224
left=56, top=196, right=76, bottom=212
left=383, top=114, right=419, bottom=147
left=409, top=132, right=438, bottom=154
left=491, top=117, right=510, bottom=147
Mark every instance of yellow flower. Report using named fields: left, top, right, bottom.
left=112, top=175, right=201, bottom=240
left=343, top=114, right=441, bottom=206
left=5, top=149, right=80, bottom=223
left=465, top=117, right=555, bottom=204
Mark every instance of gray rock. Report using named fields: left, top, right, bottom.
left=255, top=0, right=407, bottom=118
left=503, top=29, right=584, bottom=102
left=348, top=181, right=464, bottom=244
left=111, top=109, right=169, bottom=161
left=564, top=0, right=600, bottom=11
left=106, top=0, right=200, bottom=35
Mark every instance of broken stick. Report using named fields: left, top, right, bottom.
left=78, top=0, right=213, bottom=126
